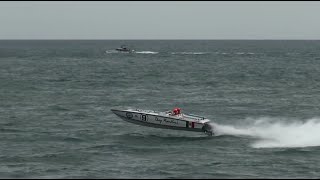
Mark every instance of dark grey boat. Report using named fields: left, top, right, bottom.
left=115, top=45, right=135, bottom=53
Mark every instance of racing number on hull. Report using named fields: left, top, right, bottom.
left=141, top=114, right=147, bottom=121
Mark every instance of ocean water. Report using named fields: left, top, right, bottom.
left=1, top=40, right=320, bottom=178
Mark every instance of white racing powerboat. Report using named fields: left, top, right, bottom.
left=111, top=107, right=214, bottom=136
left=115, top=45, right=135, bottom=53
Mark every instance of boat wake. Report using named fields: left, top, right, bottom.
left=105, top=50, right=119, bottom=54
left=214, top=52, right=256, bottom=55
left=105, top=50, right=159, bottom=54
left=211, top=117, right=320, bottom=148
left=171, top=52, right=208, bottom=55
left=135, top=51, right=159, bottom=54
left=105, top=50, right=257, bottom=55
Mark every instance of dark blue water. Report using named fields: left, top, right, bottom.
left=1, top=40, right=320, bottom=178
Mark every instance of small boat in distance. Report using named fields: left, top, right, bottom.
left=111, top=107, right=214, bottom=136
left=115, top=45, right=135, bottom=53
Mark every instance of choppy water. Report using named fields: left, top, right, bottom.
left=1, top=40, right=320, bottom=178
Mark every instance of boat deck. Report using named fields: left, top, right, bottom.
left=128, top=108, right=210, bottom=123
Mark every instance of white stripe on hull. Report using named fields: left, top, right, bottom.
left=118, top=116, right=204, bottom=132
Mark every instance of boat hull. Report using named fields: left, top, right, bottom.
left=115, top=49, right=134, bottom=53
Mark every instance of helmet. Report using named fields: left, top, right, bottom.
left=173, top=108, right=178, bottom=115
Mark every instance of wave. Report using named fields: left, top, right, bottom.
left=171, top=52, right=208, bottom=55
left=235, top=52, right=255, bottom=55
left=105, top=50, right=159, bottom=54
left=105, top=50, right=256, bottom=56
left=135, top=51, right=159, bottom=54
left=211, top=117, right=320, bottom=148
left=214, top=52, right=256, bottom=55
left=105, top=50, right=119, bottom=54
left=0, top=128, right=24, bottom=133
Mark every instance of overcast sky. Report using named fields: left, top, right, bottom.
left=1, top=1, right=320, bottom=39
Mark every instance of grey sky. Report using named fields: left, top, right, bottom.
left=1, top=1, right=320, bottom=39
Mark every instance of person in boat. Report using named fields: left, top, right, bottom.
left=171, top=108, right=181, bottom=116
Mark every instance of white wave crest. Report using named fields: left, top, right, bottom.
left=211, top=117, right=320, bottom=148
left=135, top=51, right=159, bottom=54
left=105, top=50, right=119, bottom=54
left=171, top=52, right=208, bottom=55
left=235, top=52, right=255, bottom=55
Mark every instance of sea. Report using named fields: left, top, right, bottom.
left=1, top=40, right=320, bottom=178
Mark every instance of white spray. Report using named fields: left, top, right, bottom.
left=211, top=117, right=320, bottom=148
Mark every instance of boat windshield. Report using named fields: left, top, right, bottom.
left=134, top=109, right=160, bottom=114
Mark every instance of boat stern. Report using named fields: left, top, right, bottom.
left=202, top=122, right=214, bottom=136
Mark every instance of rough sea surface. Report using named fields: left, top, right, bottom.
left=1, top=40, right=320, bottom=178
